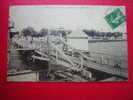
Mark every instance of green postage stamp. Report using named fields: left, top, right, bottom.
left=104, top=8, right=126, bottom=29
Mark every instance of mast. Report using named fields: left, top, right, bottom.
left=47, top=29, right=51, bottom=77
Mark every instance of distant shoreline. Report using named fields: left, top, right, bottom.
left=88, top=39, right=127, bottom=43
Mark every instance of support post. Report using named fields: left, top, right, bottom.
left=56, top=50, right=58, bottom=62
left=80, top=56, right=83, bottom=69
left=47, top=30, right=51, bottom=77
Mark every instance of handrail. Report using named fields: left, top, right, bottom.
left=49, top=41, right=75, bottom=67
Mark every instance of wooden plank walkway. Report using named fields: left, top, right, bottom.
left=12, top=38, right=128, bottom=79
left=51, top=53, right=128, bottom=78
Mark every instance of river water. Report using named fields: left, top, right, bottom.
left=88, top=41, right=128, bottom=68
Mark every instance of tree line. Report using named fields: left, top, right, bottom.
left=21, top=26, right=71, bottom=37
left=20, top=26, right=126, bottom=38
left=83, top=29, right=126, bottom=38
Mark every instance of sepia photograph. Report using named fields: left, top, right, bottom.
left=8, top=5, right=128, bottom=82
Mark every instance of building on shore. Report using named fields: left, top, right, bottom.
left=67, top=30, right=88, bottom=51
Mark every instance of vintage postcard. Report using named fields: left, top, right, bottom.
left=8, top=5, right=128, bottom=82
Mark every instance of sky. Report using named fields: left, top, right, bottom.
left=10, top=5, right=127, bottom=33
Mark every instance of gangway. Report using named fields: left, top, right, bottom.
left=10, top=36, right=128, bottom=79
